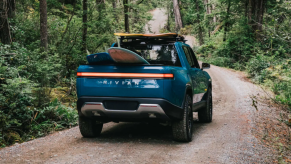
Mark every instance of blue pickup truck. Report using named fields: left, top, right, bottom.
left=76, top=33, right=212, bottom=142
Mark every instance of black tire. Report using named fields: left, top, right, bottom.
left=79, top=116, right=103, bottom=138
left=198, top=88, right=213, bottom=123
left=172, top=94, right=193, bottom=142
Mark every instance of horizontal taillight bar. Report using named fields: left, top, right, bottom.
left=77, top=72, right=174, bottom=78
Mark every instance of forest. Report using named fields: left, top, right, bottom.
left=0, top=0, right=290, bottom=149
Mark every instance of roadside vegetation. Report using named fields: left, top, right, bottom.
left=159, top=0, right=290, bottom=112
left=0, top=0, right=159, bottom=147
left=195, top=1, right=291, bottom=110
left=171, top=0, right=291, bottom=113
left=1, top=1, right=290, bottom=160
left=172, top=0, right=291, bottom=161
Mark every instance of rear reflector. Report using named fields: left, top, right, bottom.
left=77, top=72, right=174, bottom=78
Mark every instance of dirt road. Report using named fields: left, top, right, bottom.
left=0, top=9, right=272, bottom=164
left=0, top=65, right=271, bottom=164
left=145, top=8, right=198, bottom=48
left=145, top=8, right=167, bottom=34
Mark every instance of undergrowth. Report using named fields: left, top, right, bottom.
left=198, top=41, right=291, bottom=110
left=0, top=41, right=79, bottom=147
left=0, top=98, right=78, bottom=147
left=196, top=16, right=291, bottom=162
left=0, top=1, right=160, bottom=147
left=197, top=18, right=291, bottom=111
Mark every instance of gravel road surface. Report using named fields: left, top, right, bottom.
left=145, top=8, right=167, bottom=34
left=0, top=8, right=272, bottom=164
left=0, top=65, right=272, bottom=164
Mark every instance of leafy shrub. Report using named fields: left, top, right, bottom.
left=197, top=43, right=216, bottom=55
left=0, top=43, right=78, bottom=147
left=0, top=0, right=166, bottom=148
left=246, top=55, right=271, bottom=83
left=202, top=56, right=234, bottom=68
left=274, top=82, right=291, bottom=107
left=196, top=9, right=291, bottom=110
left=0, top=98, right=77, bottom=146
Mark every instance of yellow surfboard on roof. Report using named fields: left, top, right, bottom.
left=114, top=33, right=183, bottom=38
left=114, top=33, right=144, bottom=37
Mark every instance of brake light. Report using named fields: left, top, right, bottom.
left=77, top=72, right=174, bottom=78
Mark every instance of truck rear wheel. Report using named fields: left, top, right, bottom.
left=79, top=116, right=103, bottom=138
left=198, top=88, right=213, bottom=123
left=172, top=95, right=193, bottom=142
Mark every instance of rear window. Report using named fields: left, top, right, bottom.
left=121, top=44, right=182, bottom=66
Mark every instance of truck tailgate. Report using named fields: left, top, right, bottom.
left=77, top=65, right=168, bottom=98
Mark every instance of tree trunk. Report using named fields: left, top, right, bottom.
left=247, top=0, right=265, bottom=38
left=7, top=0, right=15, bottom=18
left=251, top=0, right=257, bottom=31
left=195, top=0, right=204, bottom=45
left=173, top=0, right=183, bottom=32
left=123, top=0, right=130, bottom=33
left=203, top=0, right=210, bottom=14
left=223, top=0, right=230, bottom=42
left=40, top=0, right=48, bottom=50
left=167, top=2, right=170, bottom=31
left=204, top=0, right=211, bottom=37
left=0, top=0, right=12, bottom=44
left=82, top=0, right=87, bottom=52
left=256, top=0, right=265, bottom=32
left=212, top=4, right=216, bottom=23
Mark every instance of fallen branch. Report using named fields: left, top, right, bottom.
left=211, top=22, right=223, bottom=35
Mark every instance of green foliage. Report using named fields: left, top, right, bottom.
left=0, top=98, right=77, bottom=146
left=0, top=43, right=78, bottom=146
left=196, top=42, right=216, bottom=54
left=195, top=0, right=291, bottom=110
left=0, top=0, right=160, bottom=147
left=246, top=55, right=271, bottom=83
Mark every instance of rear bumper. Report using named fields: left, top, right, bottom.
left=77, top=97, right=184, bottom=121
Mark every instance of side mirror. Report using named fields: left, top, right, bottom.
left=202, top=63, right=210, bottom=70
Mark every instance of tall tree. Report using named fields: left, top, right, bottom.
left=82, top=0, right=88, bottom=52
left=7, top=0, right=15, bottom=18
left=256, top=0, right=265, bottom=32
left=247, top=0, right=265, bottom=37
left=223, top=0, right=231, bottom=42
left=204, top=0, right=211, bottom=37
left=167, top=1, right=171, bottom=31
left=195, top=0, right=204, bottom=45
left=212, top=4, right=216, bottom=23
left=0, top=0, right=14, bottom=44
left=173, top=0, right=183, bottom=32
left=203, top=0, right=210, bottom=14
left=40, top=0, right=48, bottom=50
left=123, top=0, right=129, bottom=33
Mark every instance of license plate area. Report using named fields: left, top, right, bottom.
left=103, top=101, right=139, bottom=111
